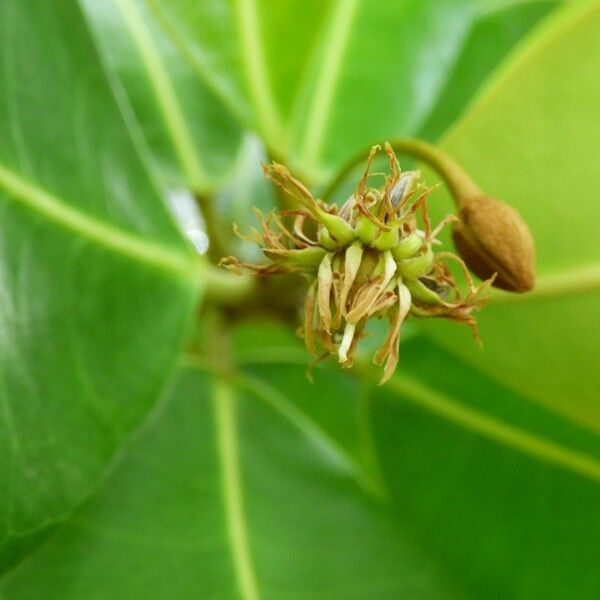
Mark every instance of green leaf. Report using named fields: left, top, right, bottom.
left=4, top=329, right=599, bottom=598
left=0, top=0, right=200, bottom=568
left=0, top=364, right=457, bottom=600
left=287, top=0, right=476, bottom=179
left=423, top=0, right=600, bottom=431
left=418, top=0, right=560, bottom=140
left=149, top=0, right=479, bottom=180
left=235, top=325, right=600, bottom=598
left=373, top=338, right=600, bottom=599
left=81, top=0, right=242, bottom=193
left=147, top=0, right=561, bottom=185
left=147, top=0, right=333, bottom=154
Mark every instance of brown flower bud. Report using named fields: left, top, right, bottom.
left=452, top=196, right=535, bottom=292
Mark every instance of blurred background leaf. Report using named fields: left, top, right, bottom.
left=0, top=0, right=200, bottom=569
left=418, top=0, right=559, bottom=140
left=81, top=0, right=243, bottom=194
left=0, top=363, right=459, bottom=600
left=147, top=0, right=334, bottom=155
left=147, top=0, right=561, bottom=184
left=424, top=0, right=600, bottom=431
left=3, top=324, right=598, bottom=598
left=146, top=0, right=469, bottom=180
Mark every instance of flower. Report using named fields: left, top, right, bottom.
left=220, top=143, right=494, bottom=384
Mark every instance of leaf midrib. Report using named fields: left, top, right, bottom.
left=112, top=0, right=211, bottom=193
left=184, top=355, right=384, bottom=500
left=145, top=0, right=251, bottom=125
left=234, top=0, right=283, bottom=150
left=387, top=374, right=600, bottom=483
left=230, top=349, right=600, bottom=484
left=293, top=0, right=360, bottom=171
left=213, top=380, right=260, bottom=600
left=0, top=162, right=197, bottom=277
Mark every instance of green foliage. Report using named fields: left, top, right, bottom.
left=3, top=327, right=599, bottom=598
left=149, top=0, right=477, bottom=178
left=419, top=0, right=559, bottom=140
left=81, top=0, right=242, bottom=192
left=1, top=0, right=598, bottom=598
left=0, top=0, right=200, bottom=569
left=425, top=0, right=600, bottom=430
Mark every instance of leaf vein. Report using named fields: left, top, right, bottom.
left=491, top=263, right=600, bottom=304
left=296, top=0, right=360, bottom=169
left=388, top=374, right=600, bottom=483
left=234, top=0, right=283, bottom=149
left=0, top=162, right=198, bottom=277
left=213, top=380, right=260, bottom=600
left=113, top=0, right=211, bottom=192
left=183, top=356, right=384, bottom=500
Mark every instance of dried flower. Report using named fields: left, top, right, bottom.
left=221, top=144, right=495, bottom=384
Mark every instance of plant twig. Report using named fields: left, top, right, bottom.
left=203, top=260, right=257, bottom=306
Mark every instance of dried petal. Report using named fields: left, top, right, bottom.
left=375, top=283, right=412, bottom=384
left=346, top=251, right=396, bottom=323
left=339, top=241, right=364, bottom=313
left=338, top=322, right=356, bottom=363
left=317, top=254, right=333, bottom=333
left=263, top=163, right=318, bottom=214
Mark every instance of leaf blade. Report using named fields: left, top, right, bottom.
left=423, top=0, right=600, bottom=429
left=0, top=365, right=457, bottom=599
left=0, top=0, right=200, bottom=568
left=82, top=0, right=242, bottom=192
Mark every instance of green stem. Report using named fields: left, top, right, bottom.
left=203, top=260, right=256, bottom=306
left=322, top=138, right=482, bottom=207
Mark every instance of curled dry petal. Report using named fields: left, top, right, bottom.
left=264, top=162, right=355, bottom=244
left=374, top=283, right=412, bottom=384
left=339, top=241, right=364, bottom=313
left=338, top=322, right=355, bottom=363
left=263, top=163, right=317, bottom=214
left=317, top=254, right=333, bottom=333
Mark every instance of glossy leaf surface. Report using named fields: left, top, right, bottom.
left=149, top=0, right=477, bottom=180
left=82, top=0, right=242, bottom=193
left=419, top=0, right=559, bottom=140
left=1, top=0, right=597, bottom=597
left=0, top=0, right=200, bottom=568
left=3, top=328, right=598, bottom=598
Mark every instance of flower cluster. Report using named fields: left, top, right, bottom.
left=221, top=144, right=494, bottom=383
